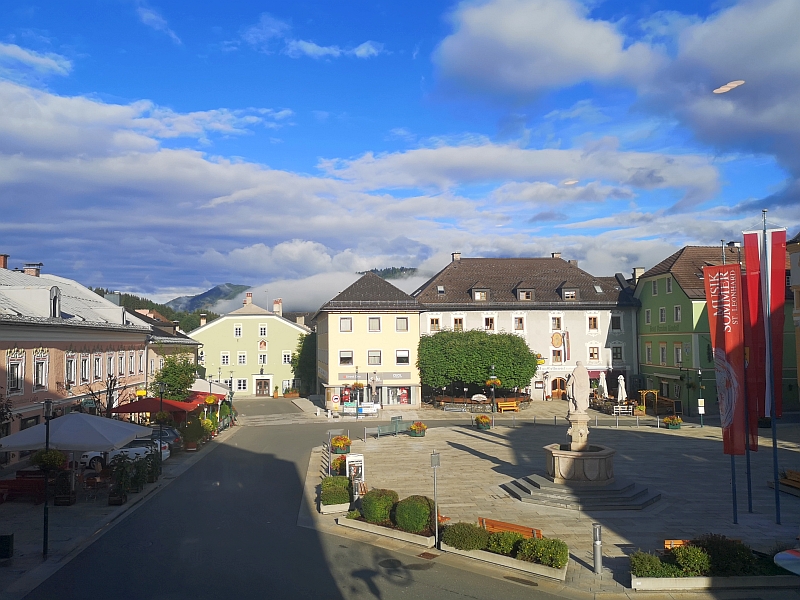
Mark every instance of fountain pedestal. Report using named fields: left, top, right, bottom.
left=542, top=413, right=616, bottom=486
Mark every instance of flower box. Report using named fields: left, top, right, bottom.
left=332, top=446, right=350, bottom=454
left=440, top=543, right=568, bottom=581
left=667, top=424, right=681, bottom=430
left=476, top=423, right=491, bottom=430
left=408, top=430, right=425, bottom=437
left=337, top=517, right=435, bottom=548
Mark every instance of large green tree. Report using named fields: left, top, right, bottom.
left=150, top=353, right=197, bottom=401
left=417, top=330, right=538, bottom=389
left=291, top=333, right=317, bottom=395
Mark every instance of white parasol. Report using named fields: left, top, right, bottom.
left=617, top=374, right=627, bottom=403
left=598, top=371, right=607, bottom=398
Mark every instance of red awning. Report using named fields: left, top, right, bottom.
left=587, top=370, right=607, bottom=378
left=186, top=391, right=227, bottom=403
left=111, top=397, right=204, bottom=415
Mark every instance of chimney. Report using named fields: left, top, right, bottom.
left=200, top=313, right=207, bottom=327
left=23, top=262, right=43, bottom=277
left=272, top=298, right=283, bottom=317
left=568, top=259, right=578, bottom=267
left=551, top=252, right=561, bottom=259
left=0, top=254, right=8, bottom=269
left=106, top=292, right=121, bottom=306
left=451, top=252, right=461, bottom=262
left=296, top=316, right=305, bottom=326
left=632, top=267, right=644, bottom=284
left=243, top=292, right=253, bottom=306
left=172, top=320, right=180, bottom=333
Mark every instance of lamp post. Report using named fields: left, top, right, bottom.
left=157, top=382, right=166, bottom=470
left=42, top=399, right=53, bottom=558
left=490, top=364, right=496, bottom=413
left=431, top=449, right=440, bottom=549
left=355, top=366, right=359, bottom=413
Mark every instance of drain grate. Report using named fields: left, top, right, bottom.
left=417, top=552, right=438, bottom=560
left=504, top=576, right=538, bottom=587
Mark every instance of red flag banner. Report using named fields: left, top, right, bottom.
left=767, top=229, right=786, bottom=418
left=703, top=265, right=747, bottom=455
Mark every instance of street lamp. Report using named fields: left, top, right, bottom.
left=42, top=399, right=53, bottom=558
left=490, top=364, right=496, bottom=413
left=355, top=366, right=359, bottom=412
left=431, top=449, right=440, bottom=549
left=157, top=382, right=166, bottom=469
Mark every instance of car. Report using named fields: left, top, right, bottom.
left=149, top=427, right=183, bottom=452
left=80, top=439, right=170, bottom=470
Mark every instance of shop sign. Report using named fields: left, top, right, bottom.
left=346, top=454, right=365, bottom=497
left=357, top=402, right=378, bottom=414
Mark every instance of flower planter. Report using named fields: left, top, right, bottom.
left=337, top=518, right=435, bottom=548
left=54, top=491, right=77, bottom=506
left=332, top=446, right=350, bottom=455
left=667, top=424, right=681, bottom=430
left=440, top=543, right=568, bottom=581
left=631, top=575, right=800, bottom=592
left=476, top=423, right=491, bottom=430
left=108, top=493, right=127, bottom=506
left=408, top=430, right=426, bottom=437
left=185, top=442, right=198, bottom=452
left=319, top=501, right=351, bottom=515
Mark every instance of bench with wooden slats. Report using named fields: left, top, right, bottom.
left=781, top=469, right=800, bottom=490
left=478, top=517, right=542, bottom=539
left=664, top=539, right=690, bottom=549
left=496, top=401, right=519, bottom=413
left=0, top=478, right=46, bottom=504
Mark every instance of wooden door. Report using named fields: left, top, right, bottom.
left=551, top=378, right=567, bottom=400
left=256, top=379, right=270, bottom=396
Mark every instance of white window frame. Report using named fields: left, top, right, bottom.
left=118, top=352, right=125, bottom=376
left=396, top=317, right=408, bottom=332
left=138, top=351, right=144, bottom=373
left=259, top=323, right=267, bottom=337
left=81, top=355, right=90, bottom=382
left=339, top=350, right=353, bottom=366
left=673, top=305, right=682, bottom=323
left=645, top=343, right=652, bottom=364
left=652, top=280, right=658, bottom=296
left=367, top=350, right=381, bottom=366
left=474, top=290, right=487, bottom=301
left=368, top=317, right=381, bottom=332
left=128, top=352, right=135, bottom=375
left=659, top=343, right=667, bottom=365
left=221, top=352, right=230, bottom=366
left=659, top=307, right=666, bottom=324
left=66, top=356, right=77, bottom=385
left=645, top=309, right=651, bottom=325
left=107, top=354, right=113, bottom=378
left=551, top=316, right=562, bottom=331
left=513, top=316, right=525, bottom=331
left=396, top=349, right=410, bottom=365
left=237, top=351, right=247, bottom=365
left=258, top=353, right=268, bottom=365
left=236, top=378, right=248, bottom=391
left=666, top=277, right=673, bottom=294
left=563, top=289, right=577, bottom=300
left=588, top=346, right=600, bottom=361
left=518, top=290, right=533, bottom=300
left=339, top=317, right=352, bottom=332
left=674, top=344, right=683, bottom=366
left=8, top=359, right=24, bottom=393
left=282, top=351, right=292, bottom=365
left=551, top=349, right=563, bottom=364
left=234, top=323, right=243, bottom=338
left=34, top=357, right=48, bottom=389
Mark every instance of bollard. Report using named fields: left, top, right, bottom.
left=636, top=415, right=639, bottom=428
left=593, top=523, right=602, bottom=575
left=492, top=414, right=495, bottom=428
left=364, top=427, right=367, bottom=443
left=657, top=416, right=660, bottom=428
left=615, top=415, right=619, bottom=429
left=316, top=407, right=320, bottom=417
left=595, top=415, right=598, bottom=427
left=554, top=415, right=557, bottom=426
left=533, top=416, right=536, bottom=426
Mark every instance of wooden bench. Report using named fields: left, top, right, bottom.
left=664, top=539, right=691, bottom=549
left=478, top=517, right=542, bottom=539
left=780, top=469, right=800, bottom=490
left=496, top=401, right=519, bottom=413
left=612, top=404, right=634, bottom=416
left=0, top=478, right=46, bottom=504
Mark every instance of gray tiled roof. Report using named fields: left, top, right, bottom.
left=413, top=257, right=636, bottom=308
left=320, top=272, right=421, bottom=312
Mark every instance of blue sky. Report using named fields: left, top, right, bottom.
left=1, top=0, right=798, bottom=308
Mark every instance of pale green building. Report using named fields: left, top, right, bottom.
left=189, top=293, right=310, bottom=397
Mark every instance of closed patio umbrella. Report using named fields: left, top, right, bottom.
left=598, top=371, right=607, bottom=398
left=617, top=374, right=627, bottom=403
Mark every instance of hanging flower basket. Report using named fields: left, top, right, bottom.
left=485, top=378, right=502, bottom=388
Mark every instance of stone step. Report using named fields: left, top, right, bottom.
left=523, top=474, right=637, bottom=495
left=508, top=479, right=642, bottom=503
left=513, top=488, right=662, bottom=511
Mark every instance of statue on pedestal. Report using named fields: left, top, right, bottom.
left=565, top=361, right=591, bottom=451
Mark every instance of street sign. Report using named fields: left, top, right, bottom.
left=698, top=398, right=705, bottom=415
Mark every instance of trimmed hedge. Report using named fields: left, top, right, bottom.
left=672, top=545, right=710, bottom=576
left=516, top=537, right=569, bottom=569
left=441, top=522, right=490, bottom=551
left=691, top=534, right=754, bottom=576
left=320, top=476, right=351, bottom=505
left=395, top=495, right=433, bottom=533
left=630, top=551, right=684, bottom=578
left=361, top=488, right=399, bottom=524
left=486, top=532, right=525, bottom=556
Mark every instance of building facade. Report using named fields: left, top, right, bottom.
left=189, top=293, right=310, bottom=396
left=412, top=253, right=639, bottom=401
left=315, top=272, right=422, bottom=411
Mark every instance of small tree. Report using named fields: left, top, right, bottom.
left=85, top=374, right=134, bottom=417
left=1, top=388, right=20, bottom=427
left=291, top=333, right=316, bottom=395
left=150, top=354, right=196, bottom=401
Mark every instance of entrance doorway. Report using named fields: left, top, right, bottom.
left=256, top=379, right=271, bottom=396
left=551, top=378, right=567, bottom=400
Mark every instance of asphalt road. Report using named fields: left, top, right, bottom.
left=22, top=400, right=564, bottom=600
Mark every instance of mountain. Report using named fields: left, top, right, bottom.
left=166, top=283, right=250, bottom=313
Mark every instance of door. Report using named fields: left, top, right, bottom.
left=551, top=378, right=567, bottom=400
left=256, top=379, right=271, bottom=396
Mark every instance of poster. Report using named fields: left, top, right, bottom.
left=346, top=453, right=365, bottom=498
left=398, top=387, right=409, bottom=404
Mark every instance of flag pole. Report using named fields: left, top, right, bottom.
left=731, top=454, right=738, bottom=524
left=763, top=209, right=781, bottom=525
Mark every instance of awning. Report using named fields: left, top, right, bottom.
left=587, top=370, right=608, bottom=378
left=186, top=390, right=227, bottom=403
left=110, top=397, right=204, bottom=415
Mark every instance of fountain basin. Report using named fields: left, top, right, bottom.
left=543, top=443, right=615, bottom=487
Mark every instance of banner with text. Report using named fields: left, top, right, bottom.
left=704, top=264, right=747, bottom=455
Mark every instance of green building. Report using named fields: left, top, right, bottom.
left=189, top=293, right=310, bottom=397
left=635, top=245, right=798, bottom=417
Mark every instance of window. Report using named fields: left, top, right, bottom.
left=368, top=350, right=381, bottom=365
left=437, top=285, right=445, bottom=295
left=118, top=353, right=124, bottom=376
left=563, top=289, right=577, bottom=300
left=66, top=357, right=76, bottom=385
left=198, top=350, right=205, bottom=365
left=159, top=358, right=164, bottom=371
left=474, top=290, right=487, bottom=301
left=514, top=317, right=524, bottom=331
left=258, top=353, right=267, bottom=365
left=34, top=359, right=47, bottom=389
left=282, top=351, right=292, bottom=365
left=552, top=349, right=563, bottom=363
left=8, top=361, right=23, bottom=392
left=453, top=317, right=463, bottom=332
left=138, top=352, right=144, bottom=373
left=238, top=351, right=247, bottom=365
left=339, top=351, right=353, bottom=366
left=588, top=316, right=598, bottom=331
left=236, top=379, right=248, bottom=391
left=645, top=343, right=652, bottom=364
left=660, top=380, right=669, bottom=397
left=652, top=280, right=658, bottom=295
left=674, top=305, right=682, bottom=323
left=612, top=346, right=623, bottom=361
left=340, top=317, right=352, bottom=332
left=484, top=317, right=495, bottom=331
left=221, top=352, right=230, bottom=366
left=674, top=344, right=683, bottom=365
left=149, top=359, right=154, bottom=375
left=659, top=343, right=667, bottom=365
left=589, top=347, right=599, bottom=361
left=673, top=383, right=681, bottom=399
left=666, top=277, right=673, bottom=293
left=368, top=317, right=381, bottom=332
left=128, top=352, right=135, bottom=374
left=396, top=317, right=408, bottom=332
left=519, top=290, right=533, bottom=300
left=259, top=324, right=267, bottom=337
left=659, top=307, right=666, bottom=323
left=551, top=316, right=562, bottom=330
left=81, top=356, right=90, bottom=382
left=430, top=318, right=440, bottom=332
left=645, top=309, right=651, bottom=325
left=610, top=315, right=621, bottom=331
left=107, top=355, right=113, bottom=378
left=234, top=324, right=242, bottom=338
left=396, top=350, right=410, bottom=365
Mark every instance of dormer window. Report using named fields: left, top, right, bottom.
left=473, top=290, right=488, bottom=301
left=437, top=285, right=445, bottom=295
left=561, top=288, right=578, bottom=300
left=518, top=290, right=534, bottom=301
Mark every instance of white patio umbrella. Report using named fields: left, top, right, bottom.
left=0, top=412, right=151, bottom=452
left=598, top=372, right=608, bottom=398
left=617, top=374, right=627, bottom=403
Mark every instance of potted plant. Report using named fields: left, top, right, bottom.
left=201, top=418, right=214, bottom=441
left=273, top=385, right=279, bottom=398
left=331, top=454, right=347, bottom=475
left=30, top=448, right=66, bottom=473
left=331, top=435, right=351, bottom=454
left=53, top=470, right=76, bottom=506
left=474, top=414, right=491, bottom=430
left=409, top=422, right=427, bottom=437
left=663, top=415, right=682, bottom=429
left=154, top=410, right=171, bottom=425
left=145, top=452, right=159, bottom=482
left=108, top=454, right=132, bottom=505
left=129, top=458, right=148, bottom=493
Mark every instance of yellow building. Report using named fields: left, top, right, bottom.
left=315, top=272, right=422, bottom=412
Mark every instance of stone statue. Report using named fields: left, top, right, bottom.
left=566, top=361, right=590, bottom=416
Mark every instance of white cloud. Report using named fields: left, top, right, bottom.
left=493, top=180, right=634, bottom=204
left=285, top=39, right=342, bottom=59
left=351, top=41, right=384, bottom=58
left=0, top=42, right=71, bottom=76
left=136, top=5, right=182, bottom=45
left=241, top=13, right=291, bottom=50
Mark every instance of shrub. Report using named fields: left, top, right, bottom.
left=346, top=510, right=361, bottom=519
left=200, top=418, right=214, bottom=435
left=474, top=415, right=491, bottom=426
left=516, top=537, right=569, bottom=569
left=30, top=449, right=66, bottom=471
left=691, top=534, right=755, bottom=576
left=441, top=522, right=489, bottom=551
left=320, top=476, right=351, bottom=505
left=361, top=488, right=398, bottom=524
left=486, top=532, right=525, bottom=556
left=394, top=495, right=433, bottom=533
left=629, top=551, right=684, bottom=578
left=672, top=545, right=710, bottom=576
